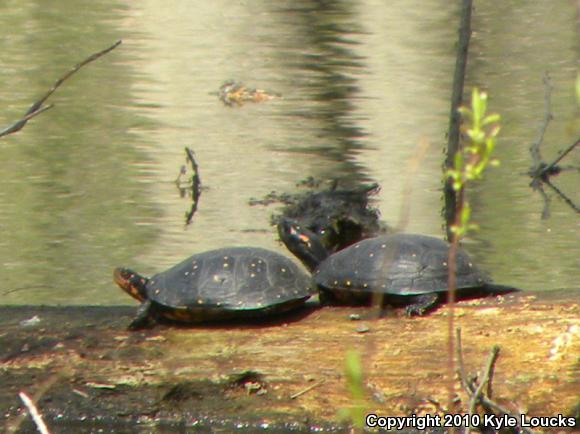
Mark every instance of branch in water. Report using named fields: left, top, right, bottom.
left=0, top=40, right=122, bottom=138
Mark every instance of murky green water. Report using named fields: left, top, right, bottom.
left=1, top=1, right=578, bottom=305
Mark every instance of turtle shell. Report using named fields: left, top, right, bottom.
left=145, top=247, right=313, bottom=321
left=314, top=234, right=490, bottom=297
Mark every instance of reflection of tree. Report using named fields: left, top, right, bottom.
left=273, top=1, right=373, bottom=185
left=528, top=74, right=579, bottom=218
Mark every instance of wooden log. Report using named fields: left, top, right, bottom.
left=1, top=290, right=578, bottom=432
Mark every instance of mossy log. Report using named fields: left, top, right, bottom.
left=1, top=290, right=578, bottom=432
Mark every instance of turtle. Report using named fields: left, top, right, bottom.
left=114, top=247, right=313, bottom=329
left=277, top=219, right=519, bottom=316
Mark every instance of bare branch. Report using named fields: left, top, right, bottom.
left=544, top=179, right=580, bottom=214
left=0, top=40, right=122, bottom=138
left=18, top=392, right=51, bottom=434
left=455, top=329, right=536, bottom=434
left=529, top=73, right=553, bottom=168
left=467, top=346, right=499, bottom=433
left=184, top=147, right=203, bottom=226
left=544, top=138, right=579, bottom=173
left=527, top=73, right=579, bottom=216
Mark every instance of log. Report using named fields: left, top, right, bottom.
left=1, top=290, right=578, bottom=432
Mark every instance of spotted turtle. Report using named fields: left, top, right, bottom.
left=114, top=247, right=313, bottom=329
left=278, top=219, right=518, bottom=315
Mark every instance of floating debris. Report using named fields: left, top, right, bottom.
left=20, top=316, right=41, bottom=327
left=218, top=81, right=281, bottom=106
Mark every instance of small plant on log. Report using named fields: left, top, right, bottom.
left=445, top=88, right=501, bottom=238
left=444, top=88, right=501, bottom=417
left=339, top=350, right=368, bottom=431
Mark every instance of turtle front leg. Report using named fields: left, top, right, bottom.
left=405, top=293, right=440, bottom=316
left=128, top=300, right=156, bottom=330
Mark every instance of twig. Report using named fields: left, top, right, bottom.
left=290, top=379, right=325, bottom=399
left=6, top=375, right=59, bottom=434
left=455, top=328, right=470, bottom=393
left=2, top=284, right=56, bottom=296
left=455, top=328, right=536, bottom=434
left=18, top=392, right=51, bottom=434
left=533, top=183, right=551, bottom=219
left=466, top=346, right=499, bottom=434
left=0, top=40, right=122, bottom=138
left=485, top=349, right=497, bottom=400
left=543, top=138, right=579, bottom=174
left=527, top=74, right=579, bottom=216
left=184, top=147, right=202, bottom=225
left=529, top=73, right=553, bottom=168
left=544, top=179, right=580, bottom=214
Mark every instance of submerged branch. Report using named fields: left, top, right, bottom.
left=529, top=73, right=553, bottom=167
left=184, top=147, right=202, bottom=225
left=527, top=73, right=579, bottom=216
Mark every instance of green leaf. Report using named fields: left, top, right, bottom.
left=482, top=113, right=501, bottom=126
left=471, top=89, right=488, bottom=128
left=343, top=350, right=367, bottom=428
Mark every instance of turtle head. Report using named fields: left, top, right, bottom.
left=277, top=219, right=329, bottom=272
left=113, top=268, right=148, bottom=302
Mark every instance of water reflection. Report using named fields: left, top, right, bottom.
left=0, top=1, right=577, bottom=306
left=272, top=1, right=373, bottom=184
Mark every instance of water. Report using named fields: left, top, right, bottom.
left=0, top=0, right=578, bottom=305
